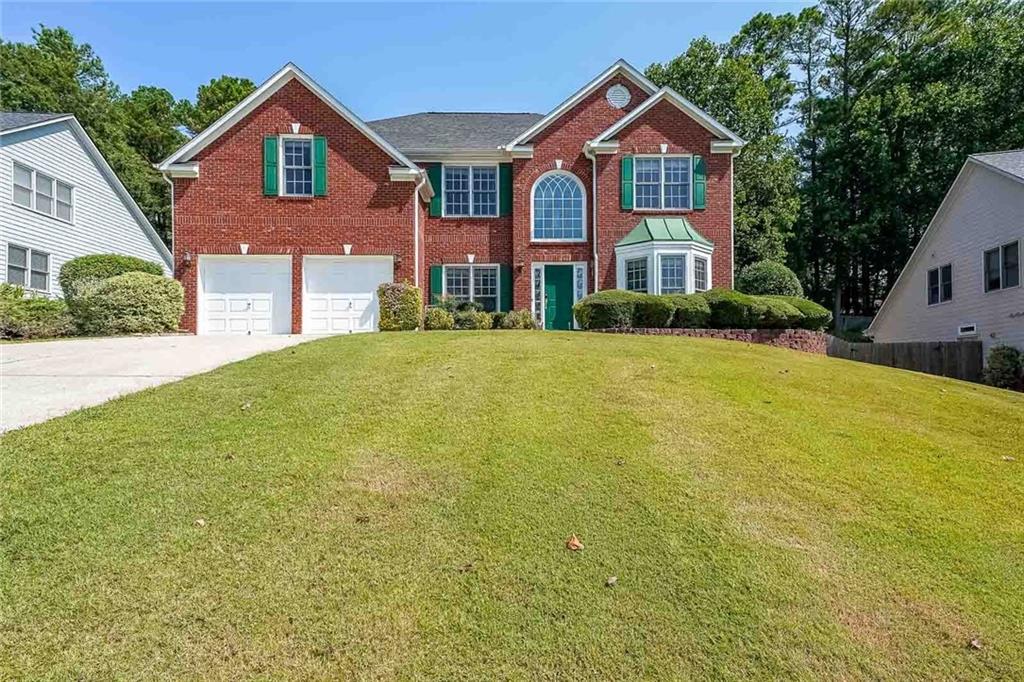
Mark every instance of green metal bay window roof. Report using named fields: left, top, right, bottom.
left=616, top=217, right=712, bottom=247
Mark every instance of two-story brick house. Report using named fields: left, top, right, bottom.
left=158, top=60, right=743, bottom=334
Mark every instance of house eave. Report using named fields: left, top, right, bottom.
left=157, top=162, right=200, bottom=178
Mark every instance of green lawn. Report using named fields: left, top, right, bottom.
left=2, top=332, right=1022, bottom=680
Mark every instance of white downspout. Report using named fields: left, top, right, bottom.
left=161, top=172, right=175, bottom=275
left=584, top=145, right=599, bottom=292
left=413, top=172, right=427, bottom=295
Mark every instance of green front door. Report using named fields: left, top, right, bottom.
left=543, top=265, right=574, bottom=330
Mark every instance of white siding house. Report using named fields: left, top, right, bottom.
left=1, top=113, right=171, bottom=298
left=868, top=151, right=1024, bottom=355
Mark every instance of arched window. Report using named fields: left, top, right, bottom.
left=532, top=172, right=585, bottom=241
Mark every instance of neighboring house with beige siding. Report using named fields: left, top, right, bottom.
left=868, top=151, right=1024, bottom=355
left=1, top=112, right=171, bottom=298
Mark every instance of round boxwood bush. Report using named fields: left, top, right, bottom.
left=59, top=254, right=163, bottom=300
left=759, top=297, right=804, bottom=328
left=73, top=272, right=184, bottom=335
left=424, top=307, right=454, bottom=330
left=982, top=345, right=1023, bottom=390
left=764, top=295, right=832, bottom=331
left=500, top=309, right=537, bottom=330
left=0, top=288, right=73, bottom=338
left=700, top=289, right=767, bottom=328
left=454, top=310, right=492, bottom=330
left=737, top=260, right=804, bottom=297
left=573, top=290, right=643, bottom=330
left=377, top=282, right=422, bottom=331
left=633, top=294, right=676, bottom=328
left=665, top=293, right=711, bottom=329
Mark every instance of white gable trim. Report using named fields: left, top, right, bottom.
left=590, top=87, right=744, bottom=148
left=158, top=63, right=418, bottom=172
left=504, top=59, right=658, bottom=150
left=4, top=116, right=172, bottom=269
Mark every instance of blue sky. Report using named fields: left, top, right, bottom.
left=3, top=2, right=810, bottom=120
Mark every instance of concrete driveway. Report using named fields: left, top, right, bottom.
left=0, top=335, right=311, bottom=432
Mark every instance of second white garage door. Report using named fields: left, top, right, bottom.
left=303, top=257, right=394, bottom=334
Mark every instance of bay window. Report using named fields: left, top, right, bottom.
left=694, top=257, right=708, bottom=291
left=625, top=258, right=648, bottom=293
left=660, top=255, right=686, bottom=294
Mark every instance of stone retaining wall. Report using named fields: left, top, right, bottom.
left=594, top=328, right=828, bottom=354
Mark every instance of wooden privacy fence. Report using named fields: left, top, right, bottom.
left=826, top=337, right=984, bottom=383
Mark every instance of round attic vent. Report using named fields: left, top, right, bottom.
left=606, top=84, right=631, bottom=109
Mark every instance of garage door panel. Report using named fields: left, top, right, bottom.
left=302, top=258, right=392, bottom=334
left=200, top=258, right=291, bottom=335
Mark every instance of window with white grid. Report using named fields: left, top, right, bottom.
left=626, top=258, right=648, bottom=293
left=444, top=166, right=497, bottom=217
left=283, top=138, right=313, bottom=196
left=634, top=156, right=692, bottom=210
left=694, top=257, right=708, bottom=292
left=660, top=255, right=686, bottom=294
left=634, top=158, right=661, bottom=209
left=445, top=266, right=471, bottom=300
left=532, top=172, right=584, bottom=240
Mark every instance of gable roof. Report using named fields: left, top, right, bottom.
left=1, top=113, right=172, bottom=269
left=0, top=111, right=71, bottom=133
left=868, top=154, right=1023, bottom=334
left=592, top=87, right=744, bottom=146
left=504, top=59, right=658, bottom=149
left=158, top=63, right=418, bottom=171
left=368, top=112, right=543, bottom=151
left=616, top=217, right=712, bottom=247
left=970, top=149, right=1024, bottom=184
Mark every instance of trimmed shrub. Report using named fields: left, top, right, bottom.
left=665, top=294, right=711, bottom=329
left=424, top=307, right=454, bottom=330
left=378, top=282, right=422, bottom=331
left=0, top=291, right=73, bottom=339
left=700, top=289, right=767, bottom=328
left=73, top=272, right=184, bottom=335
left=573, top=290, right=643, bottom=330
left=983, top=345, right=1023, bottom=390
left=501, top=309, right=537, bottom=330
left=633, top=294, right=676, bottom=328
left=437, top=295, right=483, bottom=314
left=737, top=260, right=804, bottom=297
left=454, top=310, right=492, bottom=330
left=764, top=295, right=832, bottom=331
left=759, top=298, right=804, bottom=329
left=59, top=254, right=163, bottom=300
left=490, top=311, right=507, bottom=329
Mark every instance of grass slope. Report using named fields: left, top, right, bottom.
left=2, top=332, right=1022, bottom=680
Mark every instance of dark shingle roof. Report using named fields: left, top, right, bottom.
left=971, top=149, right=1024, bottom=182
left=0, top=111, right=68, bottom=132
left=367, top=112, right=544, bottom=150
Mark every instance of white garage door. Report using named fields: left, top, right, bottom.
left=303, top=257, right=393, bottom=334
left=199, top=257, right=292, bottom=335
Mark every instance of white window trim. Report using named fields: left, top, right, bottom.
left=530, top=261, right=588, bottom=329
left=10, top=160, right=75, bottom=224
left=693, top=254, right=710, bottom=292
left=614, top=241, right=713, bottom=295
left=658, top=253, right=687, bottom=294
left=983, top=239, right=1021, bottom=294
left=441, top=165, right=499, bottom=218
left=632, top=154, right=693, bottom=212
left=957, top=323, right=978, bottom=338
left=625, top=257, right=649, bottom=293
left=6, top=243, right=51, bottom=293
left=926, top=263, right=953, bottom=306
left=441, top=263, right=501, bottom=307
left=278, top=135, right=314, bottom=198
left=530, top=169, right=587, bottom=243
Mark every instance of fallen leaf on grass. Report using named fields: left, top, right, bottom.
left=194, top=518, right=206, bottom=528
left=241, top=402, right=252, bottom=411
left=969, top=637, right=983, bottom=650
left=605, top=576, right=617, bottom=587
left=566, top=534, right=584, bottom=551
left=1002, top=456, right=1016, bottom=462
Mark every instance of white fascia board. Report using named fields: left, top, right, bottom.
left=592, top=87, right=745, bottom=146
left=584, top=141, right=620, bottom=155
left=504, top=59, right=658, bottom=150
left=868, top=161, right=973, bottom=333
left=159, top=162, right=200, bottom=178
left=0, top=115, right=75, bottom=137
left=711, top=140, right=744, bottom=155
left=404, top=149, right=510, bottom=164
left=58, top=117, right=172, bottom=268
left=158, top=63, right=419, bottom=172
left=615, top=240, right=714, bottom=257
left=507, top=145, right=534, bottom=159
left=389, top=167, right=434, bottom=200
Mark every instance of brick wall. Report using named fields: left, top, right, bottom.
left=596, top=328, right=828, bottom=354
left=172, top=79, right=417, bottom=333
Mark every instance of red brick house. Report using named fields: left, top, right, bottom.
left=158, top=60, right=743, bottom=334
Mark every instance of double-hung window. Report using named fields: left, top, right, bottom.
left=445, top=264, right=499, bottom=311
left=444, top=166, right=497, bottom=217
left=694, top=257, right=709, bottom=292
left=282, top=138, right=313, bottom=196
left=927, top=264, right=952, bottom=305
left=660, top=255, right=686, bottom=294
left=984, top=241, right=1020, bottom=293
left=625, top=258, right=648, bottom=293
left=6, top=244, right=50, bottom=292
left=635, top=156, right=691, bottom=210
left=12, top=162, right=74, bottom=222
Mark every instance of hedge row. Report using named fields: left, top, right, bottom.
left=572, top=289, right=831, bottom=331
left=423, top=307, right=536, bottom=331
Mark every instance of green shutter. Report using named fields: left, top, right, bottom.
left=429, top=265, right=443, bottom=304
left=693, top=155, right=706, bottom=209
left=499, top=264, right=512, bottom=311
left=427, top=164, right=442, bottom=217
left=499, top=163, right=513, bottom=217
left=313, top=136, right=327, bottom=196
left=620, top=156, right=633, bottom=210
left=263, top=136, right=278, bottom=196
